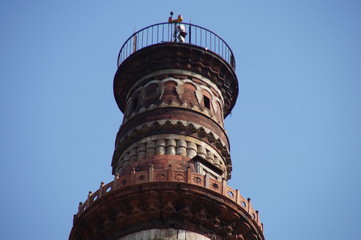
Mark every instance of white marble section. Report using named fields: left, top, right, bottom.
left=117, top=228, right=211, bottom=240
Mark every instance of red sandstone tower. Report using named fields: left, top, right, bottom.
left=69, top=15, right=265, bottom=240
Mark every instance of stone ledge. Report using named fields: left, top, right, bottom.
left=71, top=167, right=263, bottom=240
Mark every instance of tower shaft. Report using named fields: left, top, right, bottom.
left=70, top=21, right=264, bottom=240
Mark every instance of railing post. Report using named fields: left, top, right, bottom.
left=130, top=168, right=135, bottom=185
left=236, top=189, right=240, bottom=204
left=86, top=191, right=92, bottom=208
left=149, top=164, right=154, bottom=182
left=113, top=173, right=119, bottom=189
left=247, top=198, right=252, bottom=214
left=78, top=202, right=83, bottom=215
left=173, top=23, right=176, bottom=42
left=188, top=25, right=191, bottom=44
left=186, top=166, right=192, bottom=183
left=99, top=182, right=104, bottom=198
left=222, top=179, right=227, bottom=195
left=205, top=172, right=210, bottom=188
left=230, top=54, right=235, bottom=69
left=133, top=35, right=137, bottom=53
left=168, top=165, right=173, bottom=181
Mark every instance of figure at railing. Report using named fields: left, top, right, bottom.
left=168, top=12, right=187, bottom=43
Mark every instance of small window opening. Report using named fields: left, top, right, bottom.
left=204, top=96, right=210, bottom=109
left=132, top=97, right=138, bottom=112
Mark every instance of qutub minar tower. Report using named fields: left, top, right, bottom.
left=69, top=13, right=265, bottom=240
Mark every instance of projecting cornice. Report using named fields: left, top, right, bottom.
left=70, top=167, right=264, bottom=240
left=114, top=43, right=238, bottom=117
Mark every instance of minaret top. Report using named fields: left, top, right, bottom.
left=70, top=18, right=265, bottom=240
left=114, top=20, right=238, bottom=117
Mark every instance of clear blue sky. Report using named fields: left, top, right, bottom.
left=1, top=1, right=360, bottom=240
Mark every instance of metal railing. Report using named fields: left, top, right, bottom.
left=117, top=22, right=235, bottom=69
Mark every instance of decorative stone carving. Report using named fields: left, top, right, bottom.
left=71, top=182, right=263, bottom=240
left=174, top=173, right=184, bottom=181
left=176, top=83, right=184, bottom=101
left=123, top=75, right=225, bottom=127
left=113, top=129, right=230, bottom=178
left=193, top=176, right=203, bottom=185
left=186, top=142, right=197, bottom=159
left=146, top=141, right=156, bottom=157
left=156, top=139, right=166, bottom=155
left=137, top=143, right=146, bottom=160
left=166, top=139, right=176, bottom=155
left=156, top=173, right=166, bottom=181
left=176, top=139, right=187, bottom=156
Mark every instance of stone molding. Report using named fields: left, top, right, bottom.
left=114, top=134, right=228, bottom=179
left=127, top=69, right=225, bottom=102
left=123, top=73, right=225, bottom=126
left=112, top=120, right=232, bottom=176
